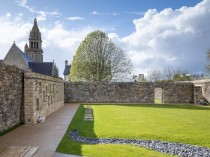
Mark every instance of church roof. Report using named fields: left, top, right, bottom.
left=16, top=45, right=33, bottom=65
left=4, top=43, right=33, bottom=66
left=63, top=65, right=71, bottom=75
left=28, top=62, right=56, bottom=77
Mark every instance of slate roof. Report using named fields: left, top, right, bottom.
left=11, top=43, right=33, bottom=65
left=28, top=62, right=55, bottom=77
left=17, top=47, right=33, bottom=65
left=63, top=65, right=71, bottom=75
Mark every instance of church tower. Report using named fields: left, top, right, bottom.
left=25, top=18, right=43, bottom=62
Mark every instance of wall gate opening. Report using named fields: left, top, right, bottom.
left=154, top=88, right=163, bottom=104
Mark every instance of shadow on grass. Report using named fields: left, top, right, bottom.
left=56, top=103, right=210, bottom=156
left=56, top=104, right=96, bottom=156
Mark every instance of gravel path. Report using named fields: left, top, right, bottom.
left=69, top=129, right=210, bottom=157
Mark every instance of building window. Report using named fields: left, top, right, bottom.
left=36, top=98, right=39, bottom=111
left=39, top=82, right=42, bottom=93
left=31, top=42, right=33, bottom=48
left=43, top=91, right=45, bottom=101
left=51, top=95, right=53, bottom=104
left=46, top=86, right=47, bottom=96
left=48, top=96, right=50, bottom=106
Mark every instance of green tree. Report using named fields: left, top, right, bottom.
left=70, top=30, right=133, bottom=82
left=173, top=71, right=191, bottom=81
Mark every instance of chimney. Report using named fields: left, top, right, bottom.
left=65, top=60, right=68, bottom=66
left=139, top=74, right=144, bottom=82
left=24, top=43, right=28, bottom=53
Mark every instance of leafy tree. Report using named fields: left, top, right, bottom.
left=172, top=70, right=191, bottom=81
left=70, top=30, right=133, bottom=82
left=146, top=67, right=191, bottom=82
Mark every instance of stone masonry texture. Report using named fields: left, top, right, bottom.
left=24, top=72, right=64, bottom=124
left=64, top=82, right=194, bottom=103
left=193, top=79, right=210, bottom=103
left=0, top=63, right=64, bottom=130
left=0, top=63, right=24, bottom=133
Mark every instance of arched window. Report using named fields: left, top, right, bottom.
left=31, top=42, right=33, bottom=48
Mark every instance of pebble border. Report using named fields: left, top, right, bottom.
left=69, top=129, right=210, bottom=157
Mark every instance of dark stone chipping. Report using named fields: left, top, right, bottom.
left=69, top=129, right=210, bottom=157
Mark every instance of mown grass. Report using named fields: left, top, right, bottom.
left=155, top=98, right=162, bottom=104
left=56, top=104, right=210, bottom=157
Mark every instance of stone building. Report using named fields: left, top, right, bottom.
left=63, top=60, right=71, bottom=81
left=24, top=18, right=43, bottom=62
left=3, top=18, right=59, bottom=77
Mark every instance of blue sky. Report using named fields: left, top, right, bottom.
left=0, top=0, right=210, bottom=78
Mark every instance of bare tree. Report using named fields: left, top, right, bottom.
left=70, top=31, right=133, bottom=82
left=146, top=69, right=162, bottom=82
left=162, top=65, right=176, bottom=81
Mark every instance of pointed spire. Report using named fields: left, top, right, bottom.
left=32, top=18, right=40, bottom=32
left=24, top=43, right=28, bottom=53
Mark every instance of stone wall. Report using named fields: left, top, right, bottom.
left=24, top=72, right=64, bottom=124
left=155, top=82, right=194, bottom=103
left=193, top=79, right=210, bottom=103
left=0, top=63, right=24, bottom=133
left=64, top=82, right=194, bottom=103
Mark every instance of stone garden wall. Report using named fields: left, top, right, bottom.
left=24, top=72, right=64, bottom=124
left=155, top=82, right=194, bottom=103
left=193, top=79, right=210, bottom=103
left=64, top=82, right=194, bottom=103
left=0, top=63, right=24, bottom=133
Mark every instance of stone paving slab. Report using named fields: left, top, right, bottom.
left=0, top=146, right=39, bottom=157
left=53, top=152, right=82, bottom=157
left=0, top=103, right=80, bottom=157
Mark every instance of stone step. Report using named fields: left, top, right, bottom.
left=0, top=146, right=39, bottom=157
left=84, top=106, right=94, bottom=121
left=24, top=147, right=39, bottom=157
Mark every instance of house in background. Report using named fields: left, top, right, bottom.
left=3, top=18, right=59, bottom=77
left=63, top=60, right=71, bottom=81
left=133, top=74, right=145, bottom=82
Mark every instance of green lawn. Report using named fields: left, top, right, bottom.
left=56, top=104, right=210, bottom=157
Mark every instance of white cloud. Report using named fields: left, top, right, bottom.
left=110, top=0, right=210, bottom=75
left=15, top=0, right=61, bottom=21
left=16, top=0, right=27, bottom=6
left=0, top=14, right=94, bottom=77
left=91, top=11, right=119, bottom=16
left=16, top=0, right=35, bottom=13
left=6, top=13, right=12, bottom=17
left=125, top=11, right=145, bottom=15
left=0, top=15, right=31, bottom=59
left=2, top=0, right=210, bottom=79
left=67, top=16, right=84, bottom=21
